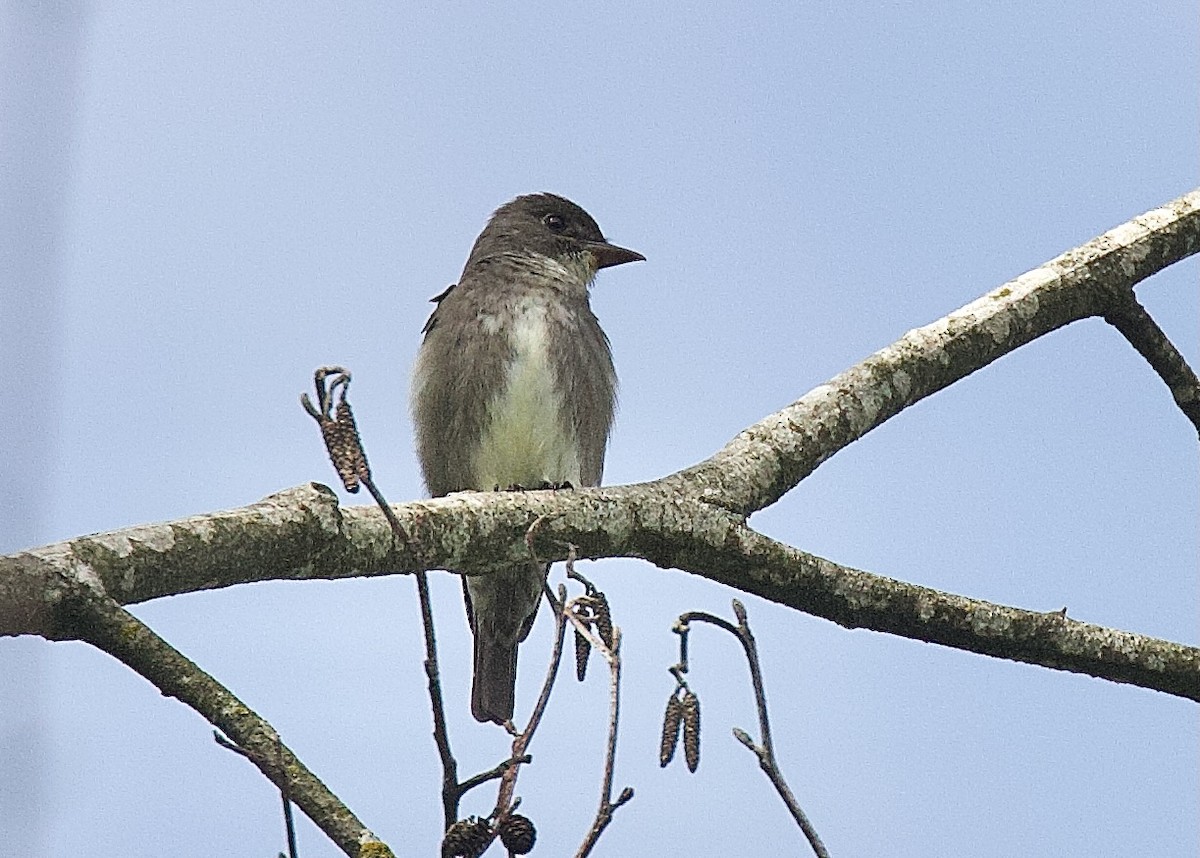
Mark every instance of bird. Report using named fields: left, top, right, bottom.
left=410, top=193, right=643, bottom=724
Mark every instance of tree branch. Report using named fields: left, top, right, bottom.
left=1104, top=288, right=1200, bottom=434
left=5, top=480, right=1197, bottom=701
left=4, top=190, right=1198, bottom=713
left=671, top=601, right=829, bottom=857
left=52, top=580, right=390, bottom=857
left=666, top=187, right=1200, bottom=514
left=641, top=525, right=1200, bottom=701
left=569, top=610, right=634, bottom=858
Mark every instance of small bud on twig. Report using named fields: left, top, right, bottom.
left=732, top=598, right=748, bottom=626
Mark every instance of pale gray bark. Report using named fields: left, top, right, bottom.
left=3, top=189, right=1199, bottom=854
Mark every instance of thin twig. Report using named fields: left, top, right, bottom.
left=277, top=735, right=299, bottom=858
left=508, top=538, right=576, bottom=746
left=488, top=542, right=633, bottom=857
left=304, top=368, right=528, bottom=842
left=523, top=581, right=572, bottom=736
left=437, top=535, right=576, bottom=856
left=455, top=755, right=531, bottom=795
left=1104, top=288, right=1200, bottom=435
left=363, top=475, right=462, bottom=827
left=304, top=368, right=466, bottom=829
left=571, top=621, right=633, bottom=858
left=215, top=726, right=304, bottom=855
left=493, top=581, right=571, bottom=818
left=671, top=602, right=829, bottom=858
left=213, top=731, right=249, bottom=757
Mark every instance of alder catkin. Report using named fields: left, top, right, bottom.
left=574, top=628, right=591, bottom=681
left=659, top=693, right=683, bottom=767
left=681, top=690, right=701, bottom=773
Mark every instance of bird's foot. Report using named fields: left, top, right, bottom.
left=497, top=481, right=574, bottom=492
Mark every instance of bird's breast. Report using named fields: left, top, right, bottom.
left=472, top=299, right=581, bottom=490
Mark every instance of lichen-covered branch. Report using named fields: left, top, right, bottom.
left=3, top=190, right=1198, bottom=705
left=2, top=187, right=1197, bottom=858
left=650, top=526, right=1200, bottom=701
left=50, top=577, right=390, bottom=857
left=6, top=476, right=1196, bottom=701
left=666, top=188, right=1200, bottom=514
left=1104, top=288, right=1200, bottom=434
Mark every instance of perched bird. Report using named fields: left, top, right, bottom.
left=411, top=193, right=643, bottom=724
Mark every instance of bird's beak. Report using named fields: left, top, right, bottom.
left=588, top=241, right=645, bottom=270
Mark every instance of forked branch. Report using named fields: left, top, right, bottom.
left=665, top=601, right=829, bottom=858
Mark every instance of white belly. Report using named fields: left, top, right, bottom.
left=473, top=303, right=581, bottom=490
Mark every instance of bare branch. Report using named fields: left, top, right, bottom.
left=4, top=190, right=1198, bottom=718
left=362, top=470, right=467, bottom=830
left=56, top=586, right=390, bottom=857
left=454, top=755, right=530, bottom=795
left=666, top=527, right=1200, bottom=702
left=6, top=479, right=1196, bottom=700
left=667, top=188, right=1200, bottom=514
left=489, top=581, right=570, bottom=826
left=306, top=367, right=464, bottom=830
left=672, top=602, right=829, bottom=857
left=215, top=734, right=300, bottom=858
left=1104, top=289, right=1200, bottom=434
left=570, top=617, right=633, bottom=858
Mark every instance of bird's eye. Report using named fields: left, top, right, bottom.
left=543, top=213, right=567, bottom=233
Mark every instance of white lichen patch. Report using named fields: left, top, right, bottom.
left=980, top=312, right=1013, bottom=345
left=851, top=383, right=887, bottom=432
left=90, top=523, right=177, bottom=557
left=969, top=606, right=1012, bottom=635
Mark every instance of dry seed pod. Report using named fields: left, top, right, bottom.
left=681, top=690, right=701, bottom=772
left=441, top=816, right=491, bottom=858
left=659, top=693, right=683, bottom=767
left=594, top=593, right=614, bottom=648
left=320, top=416, right=359, bottom=493
left=574, top=628, right=591, bottom=681
left=336, top=400, right=370, bottom=474
left=498, top=813, right=537, bottom=855
left=320, top=399, right=369, bottom=493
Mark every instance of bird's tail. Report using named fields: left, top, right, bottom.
left=471, top=634, right=518, bottom=724
left=465, top=562, right=546, bottom=725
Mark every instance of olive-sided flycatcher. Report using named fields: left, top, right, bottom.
left=411, top=193, right=643, bottom=724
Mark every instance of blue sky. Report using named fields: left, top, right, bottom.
left=2, top=3, right=1196, bottom=856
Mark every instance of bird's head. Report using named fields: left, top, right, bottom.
left=467, top=193, right=644, bottom=278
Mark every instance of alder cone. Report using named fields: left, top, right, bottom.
left=499, top=813, right=537, bottom=855
left=442, top=817, right=491, bottom=858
